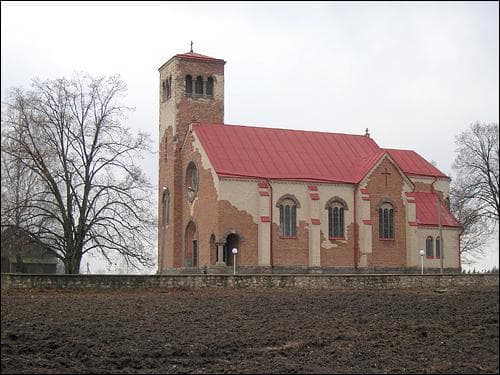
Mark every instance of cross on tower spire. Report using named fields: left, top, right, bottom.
left=190, top=41, right=193, bottom=52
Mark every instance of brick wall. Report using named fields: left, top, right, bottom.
left=218, top=200, right=259, bottom=266
left=320, top=223, right=356, bottom=267
left=367, top=158, right=408, bottom=267
left=158, top=55, right=225, bottom=271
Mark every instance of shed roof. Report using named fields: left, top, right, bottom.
left=413, top=192, right=462, bottom=228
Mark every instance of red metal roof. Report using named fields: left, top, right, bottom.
left=194, top=123, right=384, bottom=183
left=193, top=123, right=450, bottom=184
left=384, top=149, right=448, bottom=178
left=414, top=192, right=461, bottom=228
left=175, top=51, right=224, bottom=63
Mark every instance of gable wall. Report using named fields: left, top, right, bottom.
left=365, top=158, right=409, bottom=267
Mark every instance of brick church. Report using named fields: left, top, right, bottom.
left=157, top=48, right=462, bottom=273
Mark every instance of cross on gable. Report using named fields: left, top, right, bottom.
left=381, top=167, right=391, bottom=186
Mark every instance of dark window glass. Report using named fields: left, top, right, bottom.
left=379, top=205, right=394, bottom=239
left=195, top=76, right=203, bottom=95
left=185, top=75, right=192, bottom=95
left=435, top=237, right=441, bottom=258
left=206, top=77, right=214, bottom=96
left=426, top=236, right=434, bottom=257
left=279, top=199, right=297, bottom=237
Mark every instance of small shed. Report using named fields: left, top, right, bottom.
left=1, top=227, right=59, bottom=274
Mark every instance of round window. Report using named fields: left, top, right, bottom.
left=185, top=162, right=199, bottom=202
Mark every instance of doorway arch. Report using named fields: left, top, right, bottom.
left=184, top=221, right=198, bottom=267
left=224, top=233, right=240, bottom=266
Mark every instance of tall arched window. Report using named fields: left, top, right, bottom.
left=195, top=76, right=203, bottom=95
left=162, top=76, right=171, bottom=101
left=378, top=202, right=394, bottom=239
left=277, top=195, right=299, bottom=238
left=185, top=75, right=193, bottom=95
left=162, top=189, right=170, bottom=227
left=162, top=79, right=168, bottom=102
left=326, top=197, right=348, bottom=239
left=426, top=236, right=434, bottom=258
left=206, top=77, right=214, bottom=96
left=435, top=236, right=441, bottom=259
left=163, top=136, right=168, bottom=163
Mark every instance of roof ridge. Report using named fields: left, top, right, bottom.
left=195, top=122, right=375, bottom=138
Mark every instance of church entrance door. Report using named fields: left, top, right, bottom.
left=224, top=233, right=240, bottom=266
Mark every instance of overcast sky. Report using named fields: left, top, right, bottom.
left=2, top=1, right=498, bottom=272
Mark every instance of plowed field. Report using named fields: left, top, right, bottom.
left=1, top=286, right=498, bottom=374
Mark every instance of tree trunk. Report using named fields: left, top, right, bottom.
left=64, top=254, right=82, bottom=274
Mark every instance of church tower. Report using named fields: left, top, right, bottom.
left=157, top=46, right=225, bottom=272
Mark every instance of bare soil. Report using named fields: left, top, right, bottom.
left=1, top=286, right=498, bottom=374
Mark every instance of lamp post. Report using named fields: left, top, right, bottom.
left=419, top=250, right=425, bottom=275
left=232, top=248, right=238, bottom=275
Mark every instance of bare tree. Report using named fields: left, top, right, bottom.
left=1, top=73, right=155, bottom=274
left=451, top=122, right=499, bottom=264
left=449, top=184, right=492, bottom=264
left=1, top=134, right=42, bottom=230
left=453, top=122, right=499, bottom=222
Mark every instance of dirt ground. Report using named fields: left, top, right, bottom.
left=1, top=286, right=498, bottom=374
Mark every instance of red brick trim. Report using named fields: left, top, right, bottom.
left=360, top=188, right=370, bottom=194
left=311, top=218, right=321, bottom=225
left=329, top=236, right=346, bottom=241
left=258, top=182, right=268, bottom=188
left=363, top=220, right=372, bottom=225
left=259, top=191, right=269, bottom=196
left=260, top=216, right=271, bottom=222
left=308, top=185, right=318, bottom=191
left=407, top=199, right=415, bottom=203
left=362, top=197, right=371, bottom=201
left=309, top=193, right=320, bottom=200
left=405, top=192, right=416, bottom=197
left=408, top=221, right=418, bottom=226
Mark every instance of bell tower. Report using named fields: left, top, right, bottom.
left=157, top=46, right=225, bottom=272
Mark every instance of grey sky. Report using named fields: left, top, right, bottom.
left=2, top=1, right=498, bottom=272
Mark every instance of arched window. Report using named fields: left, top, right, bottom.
left=162, top=189, right=170, bottom=226
left=426, top=236, right=434, bottom=258
left=206, top=77, right=214, bottom=96
left=435, top=236, right=441, bottom=259
left=185, top=221, right=198, bottom=267
left=162, top=79, right=168, bottom=102
left=185, top=75, right=193, bottom=95
left=195, top=76, right=203, bottom=95
left=378, top=202, right=394, bottom=239
left=277, top=195, right=299, bottom=238
left=185, top=161, right=199, bottom=202
left=326, top=197, right=347, bottom=239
